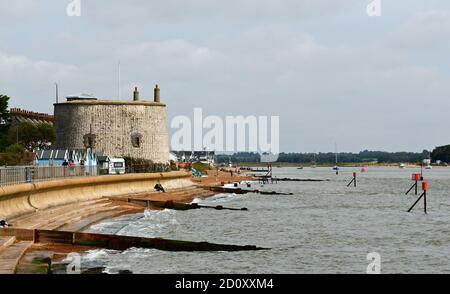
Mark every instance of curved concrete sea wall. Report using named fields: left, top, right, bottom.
left=0, top=171, right=192, bottom=219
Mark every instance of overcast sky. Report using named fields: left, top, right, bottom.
left=1, top=0, right=449, bottom=153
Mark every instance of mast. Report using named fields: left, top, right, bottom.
left=335, top=142, right=338, bottom=164
left=334, top=142, right=339, bottom=175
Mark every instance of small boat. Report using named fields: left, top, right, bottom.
left=424, top=153, right=432, bottom=169
left=333, top=143, right=339, bottom=172
left=399, top=163, right=405, bottom=169
left=297, top=167, right=304, bottom=170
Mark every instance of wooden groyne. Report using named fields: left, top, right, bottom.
left=273, top=177, right=329, bottom=182
left=123, top=199, right=249, bottom=211
left=253, top=177, right=328, bottom=182
left=207, top=186, right=294, bottom=196
left=0, top=228, right=267, bottom=252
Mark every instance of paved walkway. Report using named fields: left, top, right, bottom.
left=0, top=237, right=33, bottom=274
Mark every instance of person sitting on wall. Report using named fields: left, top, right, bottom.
left=0, top=219, right=11, bottom=228
left=154, top=183, right=166, bottom=193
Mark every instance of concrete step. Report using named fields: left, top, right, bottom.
left=37, top=203, right=119, bottom=230
left=45, top=205, right=123, bottom=231
left=0, top=241, right=33, bottom=274
left=127, top=188, right=209, bottom=200
left=10, top=199, right=109, bottom=228
left=10, top=199, right=107, bottom=224
left=0, top=236, right=16, bottom=252
left=59, top=208, right=142, bottom=232
left=23, top=201, right=114, bottom=230
left=115, top=186, right=201, bottom=200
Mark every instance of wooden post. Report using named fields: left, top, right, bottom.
left=424, top=190, right=427, bottom=214
left=407, top=182, right=428, bottom=213
left=347, top=172, right=357, bottom=187
left=406, top=174, right=420, bottom=195
left=407, top=192, right=425, bottom=213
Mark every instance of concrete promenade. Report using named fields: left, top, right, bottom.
left=0, top=170, right=255, bottom=274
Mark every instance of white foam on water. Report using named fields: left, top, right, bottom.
left=83, top=249, right=117, bottom=262
left=143, top=208, right=177, bottom=221
left=112, top=208, right=180, bottom=237
left=202, top=193, right=242, bottom=203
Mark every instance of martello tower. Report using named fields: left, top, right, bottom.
left=53, top=85, right=169, bottom=163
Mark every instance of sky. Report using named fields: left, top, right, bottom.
left=0, top=0, right=449, bottom=153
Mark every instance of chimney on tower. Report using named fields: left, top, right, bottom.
left=154, top=84, right=160, bottom=103
left=133, top=87, right=140, bottom=101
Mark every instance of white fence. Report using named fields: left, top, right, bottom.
left=0, top=166, right=99, bottom=187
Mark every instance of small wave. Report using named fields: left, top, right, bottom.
left=205, top=193, right=238, bottom=202
left=143, top=208, right=177, bottom=221
left=111, top=209, right=180, bottom=237
left=83, top=249, right=117, bottom=262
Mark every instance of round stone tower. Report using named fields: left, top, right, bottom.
left=53, top=86, right=169, bottom=163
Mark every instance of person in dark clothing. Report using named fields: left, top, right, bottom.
left=0, top=219, right=10, bottom=228
left=154, top=183, right=166, bottom=193
left=62, top=160, right=69, bottom=167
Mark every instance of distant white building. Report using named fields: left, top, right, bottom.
left=171, top=151, right=215, bottom=165
left=36, top=148, right=101, bottom=167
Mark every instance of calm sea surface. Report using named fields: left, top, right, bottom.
left=78, top=167, right=450, bottom=274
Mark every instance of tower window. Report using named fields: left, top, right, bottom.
left=131, top=132, right=143, bottom=148
left=83, top=133, right=96, bottom=149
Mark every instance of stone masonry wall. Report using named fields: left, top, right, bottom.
left=54, top=102, right=169, bottom=163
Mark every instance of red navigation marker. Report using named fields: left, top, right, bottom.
left=412, top=173, right=420, bottom=181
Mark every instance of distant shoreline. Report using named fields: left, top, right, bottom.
left=235, top=162, right=449, bottom=168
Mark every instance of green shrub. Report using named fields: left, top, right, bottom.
left=191, top=162, right=213, bottom=174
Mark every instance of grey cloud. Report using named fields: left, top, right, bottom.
left=1, top=0, right=449, bottom=152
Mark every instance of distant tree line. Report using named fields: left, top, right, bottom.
left=216, top=152, right=261, bottom=164
left=431, top=145, right=450, bottom=163
left=216, top=150, right=430, bottom=164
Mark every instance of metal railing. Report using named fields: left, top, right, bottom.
left=0, top=166, right=99, bottom=187
left=1, top=163, right=173, bottom=187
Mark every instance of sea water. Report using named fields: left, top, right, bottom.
left=79, top=167, right=450, bottom=274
